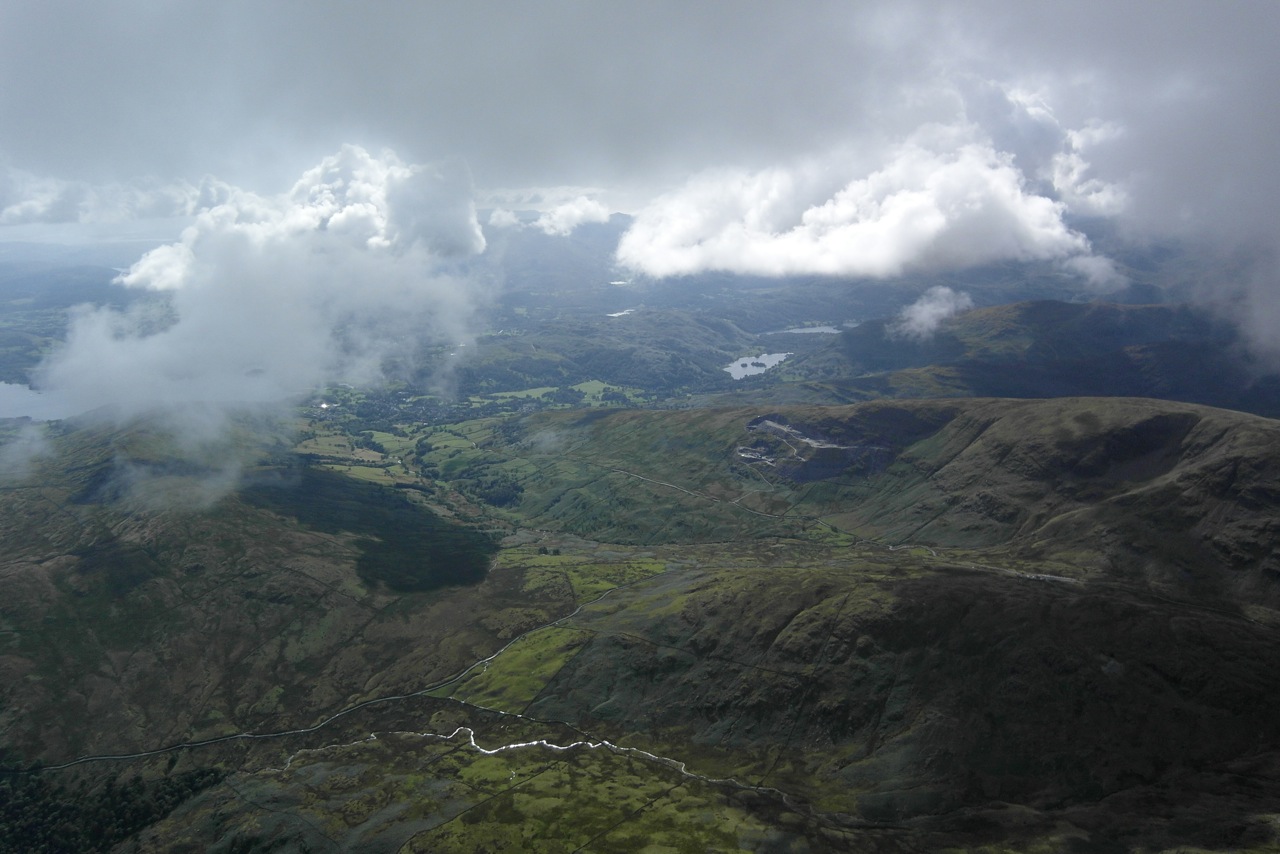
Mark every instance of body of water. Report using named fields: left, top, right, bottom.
left=766, top=325, right=842, bottom=335
left=0, top=383, right=80, bottom=420
left=724, top=353, right=792, bottom=379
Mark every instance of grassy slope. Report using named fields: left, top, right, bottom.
left=526, top=551, right=1280, bottom=847
left=6, top=396, right=1280, bottom=851
left=118, top=537, right=1280, bottom=852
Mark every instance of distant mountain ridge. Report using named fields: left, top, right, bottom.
left=798, top=301, right=1280, bottom=416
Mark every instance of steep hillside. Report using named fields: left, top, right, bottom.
left=3, top=398, right=1280, bottom=851
left=0, top=420, right=507, bottom=765
left=476, top=397, right=1280, bottom=607
left=526, top=551, right=1280, bottom=848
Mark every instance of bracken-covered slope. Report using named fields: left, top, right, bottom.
left=524, top=549, right=1280, bottom=848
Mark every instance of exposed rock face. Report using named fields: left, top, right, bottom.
left=744, top=415, right=897, bottom=481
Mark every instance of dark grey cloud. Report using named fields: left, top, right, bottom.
left=1, top=1, right=1279, bottom=350
left=2, top=2, right=1274, bottom=214
left=0, top=2, right=848, bottom=187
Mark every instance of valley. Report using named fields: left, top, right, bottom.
left=2, top=241, right=1280, bottom=851
left=5, top=385, right=1280, bottom=851
left=3, top=6, right=1280, bottom=851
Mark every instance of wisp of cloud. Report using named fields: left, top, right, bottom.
left=888, top=286, right=975, bottom=341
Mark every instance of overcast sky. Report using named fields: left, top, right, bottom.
left=2, top=0, right=1280, bottom=423
left=2, top=1, right=1275, bottom=221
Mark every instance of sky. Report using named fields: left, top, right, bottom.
left=1, top=0, right=1279, bottom=425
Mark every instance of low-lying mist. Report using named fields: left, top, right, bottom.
left=9, top=146, right=495, bottom=504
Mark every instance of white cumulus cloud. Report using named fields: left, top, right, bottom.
left=477, top=187, right=614, bottom=236
left=487, top=208, right=521, bottom=229
left=533, top=196, right=611, bottom=236
left=0, top=422, right=52, bottom=484
left=616, top=121, right=1116, bottom=281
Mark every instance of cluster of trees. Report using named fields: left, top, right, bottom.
left=354, top=431, right=387, bottom=454
left=541, top=386, right=585, bottom=404
left=448, top=459, right=525, bottom=508
left=0, top=768, right=224, bottom=853
left=243, top=465, right=498, bottom=592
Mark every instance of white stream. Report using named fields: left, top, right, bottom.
left=21, top=575, right=659, bottom=772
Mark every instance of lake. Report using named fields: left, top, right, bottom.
left=765, top=325, right=842, bottom=335
left=0, top=383, right=81, bottom=420
left=724, top=353, right=792, bottom=379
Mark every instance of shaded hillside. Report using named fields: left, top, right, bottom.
left=526, top=553, right=1280, bottom=846
left=0, top=420, right=510, bottom=766
left=844, top=301, right=1222, bottom=370
left=242, top=465, right=496, bottom=592
left=812, top=301, right=1280, bottom=416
